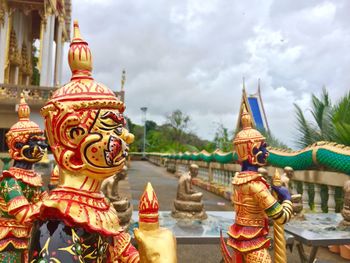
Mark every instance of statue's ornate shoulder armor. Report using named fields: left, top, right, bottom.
left=1, top=168, right=42, bottom=187
left=29, top=220, right=112, bottom=263
left=40, top=187, right=120, bottom=236
left=232, top=171, right=266, bottom=186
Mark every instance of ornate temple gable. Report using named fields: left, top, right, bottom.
left=8, top=27, right=21, bottom=66
left=0, top=0, right=7, bottom=26
left=6, top=0, right=71, bottom=39
left=7, top=0, right=44, bottom=15
left=236, top=79, right=269, bottom=133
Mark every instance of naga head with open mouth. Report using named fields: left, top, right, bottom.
left=41, top=21, right=134, bottom=180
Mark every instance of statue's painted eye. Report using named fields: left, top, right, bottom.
left=115, top=126, right=123, bottom=135
left=15, top=142, right=24, bottom=149
left=101, top=111, right=125, bottom=125
left=70, top=127, right=86, bottom=139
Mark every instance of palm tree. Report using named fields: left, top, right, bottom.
left=333, top=92, right=350, bottom=145
left=294, top=88, right=334, bottom=148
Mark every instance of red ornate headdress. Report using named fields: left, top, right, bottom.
left=6, top=95, right=43, bottom=160
left=233, top=105, right=265, bottom=164
left=139, top=182, right=159, bottom=224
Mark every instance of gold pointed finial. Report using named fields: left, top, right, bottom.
left=121, top=69, right=126, bottom=91
left=139, top=182, right=159, bottom=224
left=272, top=169, right=282, bottom=187
left=242, top=77, right=246, bottom=91
left=18, top=93, right=30, bottom=120
left=68, top=20, right=93, bottom=79
left=72, top=20, right=83, bottom=43
left=241, top=104, right=251, bottom=129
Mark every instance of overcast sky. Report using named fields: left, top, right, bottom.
left=61, top=0, right=349, bottom=148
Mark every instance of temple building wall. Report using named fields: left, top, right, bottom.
left=0, top=0, right=71, bottom=152
left=0, top=11, right=9, bottom=83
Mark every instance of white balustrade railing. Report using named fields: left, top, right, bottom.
left=145, top=155, right=345, bottom=213
left=328, top=186, right=336, bottom=213
left=198, top=167, right=209, bottom=181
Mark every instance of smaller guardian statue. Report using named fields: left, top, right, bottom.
left=221, top=106, right=293, bottom=263
left=0, top=96, right=48, bottom=262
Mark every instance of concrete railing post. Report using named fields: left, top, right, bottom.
left=302, top=182, right=309, bottom=211
left=328, top=186, right=336, bottom=213
left=314, top=184, right=322, bottom=213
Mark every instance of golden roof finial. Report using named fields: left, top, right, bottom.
left=242, top=77, right=246, bottom=91
left=18, top=93, right=30, bottom=120
left=241, top=104, right=251, bottom=129
left=68, top=20, right=93, bottom=79
left=121, top=69, right=126, bottom=91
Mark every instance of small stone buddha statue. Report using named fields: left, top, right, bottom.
left=340, top=180, right=350, bottom=227
left=281, top=167, right=303, bottom=218
left=171, top=164, right=207, bottom=219
left=101, top=165, right=133, bottom=229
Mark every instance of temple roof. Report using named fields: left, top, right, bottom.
left=6, top=0, right=71, bottom=41
left=236, top=80, right=269, bottom=133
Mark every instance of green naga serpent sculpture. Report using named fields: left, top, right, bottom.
left=165, top=141, right=350, bottom=175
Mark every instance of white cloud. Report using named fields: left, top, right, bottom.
left=61, top=0, right=350, bottom=148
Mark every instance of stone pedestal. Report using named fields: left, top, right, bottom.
left=340, top=180, right=350, bottom=227
left=291, top=194, right=304, bottom=220
left=101, top=166, right=133, bottom=229
left=112, top=198, right=133, bottom=229
left=172, top=199, right=207, bottom=220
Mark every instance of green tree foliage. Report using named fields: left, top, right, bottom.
left=31, top=43, right=40, bottom=85
left=333, top=92, right=350, bottom=145
left=294, top=89, right=350, bottom=148
left=260, top=130, right=289, bottom=149
left=166, top=109, right=190, bottom=145
left=213, top=123, right=232, bottom=151
left=126, top=111, right=215, bottom=153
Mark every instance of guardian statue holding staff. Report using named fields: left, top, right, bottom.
left=221, top=106, right=293, bottom=263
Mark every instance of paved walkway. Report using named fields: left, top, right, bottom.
left=127, top=161, right=232, bottom=212
left=125, top=161, right=349, bottom=263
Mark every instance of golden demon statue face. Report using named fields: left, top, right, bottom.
left=80, top=109, right=127, bottom=170
left=6, top=96, right=46, bottom=163
left=234, top=105, right=268, bottom=167
left=41, top=21, right=133, bottom=179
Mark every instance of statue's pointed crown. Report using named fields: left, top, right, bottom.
left=18, top=94, right=30, bottom=120
left=139, top=182, right=159, bottom=223
left=241, top=104, right=252, bottom=129
left=6, top=95, right=43, bottom=158
left=41, top=20, right=124, bottom=116
left=68, top=20, right=93, bottom=80
left=233, top=103, right=265, bottom=145
left=8, top=95, right=42, bottom=136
